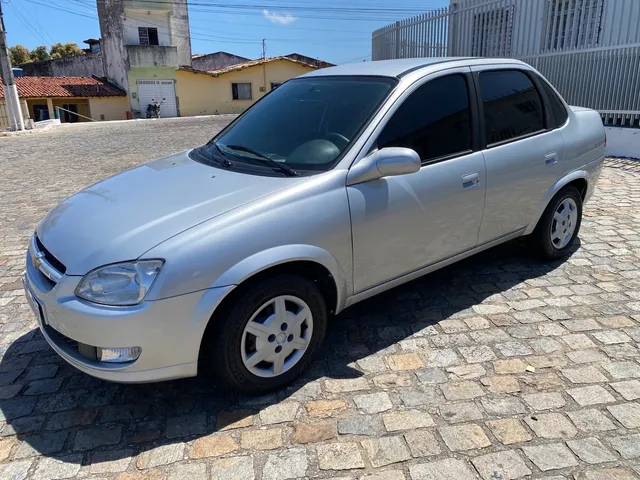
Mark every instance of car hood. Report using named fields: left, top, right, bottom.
left=37, top=150, right=304, bottom=275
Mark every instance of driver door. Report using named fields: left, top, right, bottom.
left=348, top=69, right=487, bottom=293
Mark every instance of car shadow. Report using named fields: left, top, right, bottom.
left=0, top=237, right=578, bottom=469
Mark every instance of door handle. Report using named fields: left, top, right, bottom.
left=545, top=152, right=558, bottom=166
left=462, top=173, right=480, bottom=189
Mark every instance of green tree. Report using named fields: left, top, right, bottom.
left=9, top=45, right=31, bottom=65
left=50, top=42, right=84, bottom=59
left=29, top=45, right=50, bottom=62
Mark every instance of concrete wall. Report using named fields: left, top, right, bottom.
left=0, top=99, right=30, bottom=128
left=191, top=52, right=250, bottom=72
left=89, top=97, right=130, bottom=121
left=176, top=60, right=315, bottom=116
left=605, top=127, right=640, bottom=159
left=127, top=45, right=178, bottom=68
left=170, top=0, right=192, bottom=66
left=98, top=0, right=129, bottom=91
left=127, top=66, right=177, bottom=114
left=20, top=54, right=106, bottom=78
left=123, top=9, right=172, bottom=46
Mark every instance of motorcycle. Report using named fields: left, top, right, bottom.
left=146, top=101, right=161, bottom=119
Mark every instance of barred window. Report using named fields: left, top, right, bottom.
left=545, top=0, right=604, bottom=50
left=472, top=6, right=514, bottom=57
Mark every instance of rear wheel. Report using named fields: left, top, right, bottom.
left=530, top=185, right=582, bottom=260
left=207, top=274, right=327, bottom=394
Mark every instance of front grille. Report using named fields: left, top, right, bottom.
left=35, top=235, right=66, bottom=275
left=44, top=325, right=78, bottom=349
left=44, top=325, right=97, bottom=361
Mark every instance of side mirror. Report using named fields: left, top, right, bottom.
left=347, top=147, right=421, bottom=185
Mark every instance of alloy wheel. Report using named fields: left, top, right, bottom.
left=550, top=197, right=577, bottom=249
left=240, top=295, right=313, bottom=378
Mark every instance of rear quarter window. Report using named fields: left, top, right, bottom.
left=539, top=79, right=569, bottom=128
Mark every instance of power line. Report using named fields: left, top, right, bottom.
left=11, top=0, right=54, bottom=46
left=6, top=2, right=50, bottom=47
left=340, top=53, right=371, bottom=64
left=30, top=0, right=372, bottom=46
left=65, top=0, right=438, bottom=23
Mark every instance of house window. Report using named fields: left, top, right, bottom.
left=545, top=0, right=603, bottom=50
left=232, top=83, right=252, bottom=100
left=472, top=6, right=514, bottom=57
left=138, top=27, right=159, bottom=46
left=271, top=82, right=283, bottom=90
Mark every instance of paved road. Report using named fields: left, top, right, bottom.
left=1, top=117, right=640, bottom=480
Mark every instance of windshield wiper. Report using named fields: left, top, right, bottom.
left=225, top=144, right=299, bottom=177
left=210, top=142, right=233, bottom=168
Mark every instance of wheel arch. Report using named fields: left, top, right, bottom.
left=211, top=245, right=348, bottom=316
left=197, top=247, right=345, bottom=375
left=524, top=171, right=589, bottom=235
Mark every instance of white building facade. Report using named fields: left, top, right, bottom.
left=97, top=0, right=192, bottom=117
left=372, top=0, right=640, bottom=125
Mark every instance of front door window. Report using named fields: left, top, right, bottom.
left=376, top=74, right=472, bottom=162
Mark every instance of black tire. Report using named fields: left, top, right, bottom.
left=530, top=185, right=583, bottom=260
left=207, top=274, right=327, bottom=394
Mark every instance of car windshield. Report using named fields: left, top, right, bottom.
left=199, top=76, right=397, bottom=176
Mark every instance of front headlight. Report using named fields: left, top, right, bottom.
left=75, top=260, right=164, bottom=306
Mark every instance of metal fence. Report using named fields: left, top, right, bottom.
left=372, top=0, right=640, bottom=126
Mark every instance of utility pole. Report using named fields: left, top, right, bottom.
left=261, top=39, right=267, bottom=94
left=0, top=1, right=24, bottom=131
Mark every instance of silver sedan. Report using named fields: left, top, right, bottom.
left=24, top=58, right=605, bottom=393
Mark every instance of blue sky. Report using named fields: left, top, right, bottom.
left=3, top=0, right=449, bottom=65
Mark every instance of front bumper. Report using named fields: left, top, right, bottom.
left=24, top=248, right=233, bottom=383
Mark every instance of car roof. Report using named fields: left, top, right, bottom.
left=300, top=57, right=529, bottom=79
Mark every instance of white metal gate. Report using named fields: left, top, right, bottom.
left=137, top=80, right=178, bottom=118
left=372, top=0, right=640, bottom=126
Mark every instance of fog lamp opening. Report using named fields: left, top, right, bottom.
left=97, top=346, right=141, bottom=363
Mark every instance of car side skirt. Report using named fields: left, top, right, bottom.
left=343, top=228, right=526, bottom=310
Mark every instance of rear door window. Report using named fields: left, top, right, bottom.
left=479, top=70, right=545, bottom=146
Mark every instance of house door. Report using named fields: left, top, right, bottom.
left=137, top=80, right=178, bottom=118
left=32, top=104, right=49, bottom=121
left=61, top=104, right=79, bottom=123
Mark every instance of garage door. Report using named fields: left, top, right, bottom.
left=137, top=80, right=178, bottom=118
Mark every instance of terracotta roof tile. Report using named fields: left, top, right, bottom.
left=0, top=76, right=126, bottom=99
left=180, top=56, right=319, bottom=77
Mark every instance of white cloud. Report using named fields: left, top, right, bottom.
left=263, top=9, right=298, bottom=25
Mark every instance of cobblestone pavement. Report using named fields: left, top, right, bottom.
left=1, top=118, right=640, bottom=480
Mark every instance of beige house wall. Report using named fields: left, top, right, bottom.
left=176, top=60, right=315, bottom=116
left=0, top=98, right=30, bottom=129
left=23, top=97, right=127, bottom=123
left=89, top=97, right=130, bottom=121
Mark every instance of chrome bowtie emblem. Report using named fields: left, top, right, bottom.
left=32, top=251, right=45, bottom=270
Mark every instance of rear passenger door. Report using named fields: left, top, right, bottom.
left=473, top=67, right=564, bottom=244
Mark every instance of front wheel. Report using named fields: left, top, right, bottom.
left=207, top=274, right=327, bottom=394
left=530, top=185, right=583, bottom=260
